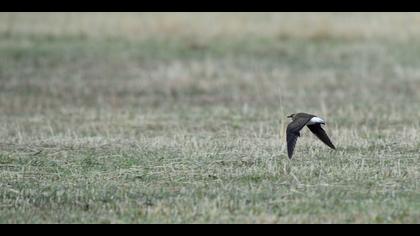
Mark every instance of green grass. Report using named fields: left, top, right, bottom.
left=0, top=13, right=420, bottom=223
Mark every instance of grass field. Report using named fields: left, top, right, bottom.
left=1, top=13, right=420, bottom=223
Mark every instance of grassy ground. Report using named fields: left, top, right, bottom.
left=0, top=13, right=420, bottom=223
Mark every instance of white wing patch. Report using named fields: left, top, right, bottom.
left=307, top=117, right=325, bottom=125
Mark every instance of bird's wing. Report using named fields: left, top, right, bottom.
left=307, top=124, right=336, bottom=149
left=286, top=132, right=299, bottom=159
left=286, top=116, right=312, bottom=159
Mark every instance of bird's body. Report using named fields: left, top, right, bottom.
left=286, top=113, right=335, bottom=159
left=306, top=116, right=325, bottom=125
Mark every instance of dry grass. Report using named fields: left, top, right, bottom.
left=2, top=13, right=420, bottom=41
left=0, top=13, right=420, bottom=223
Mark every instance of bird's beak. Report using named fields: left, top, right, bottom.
left=287, top=115, right=292, bottom=118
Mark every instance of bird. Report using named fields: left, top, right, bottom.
left=286, top=113, right=336, bottom=159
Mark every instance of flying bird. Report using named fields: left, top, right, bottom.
left=286, top=113, right=336, bottom=159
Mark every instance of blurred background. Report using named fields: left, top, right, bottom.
left=1, top=13, right=420, bottom=140
left=0, top=13, right=418, bottom=140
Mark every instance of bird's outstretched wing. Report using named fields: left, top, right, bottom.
left=286, top=132, right=299, bottom=159
left=286, top=116, right=312, bottom=159
left=307, top=124, right=336, bottom=149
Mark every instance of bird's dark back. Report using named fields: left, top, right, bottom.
left=292, top=113, right=315, bottom=121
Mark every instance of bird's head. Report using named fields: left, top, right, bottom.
left=287, top=114, right=295, bottom=119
